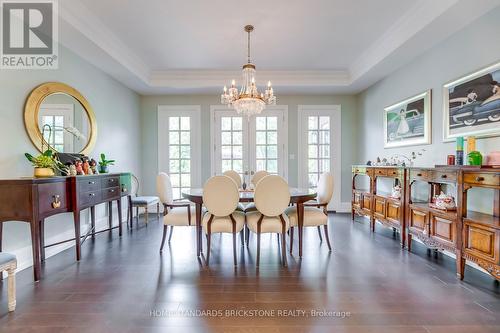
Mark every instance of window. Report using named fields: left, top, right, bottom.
left=307, top=116, right=330, bottom=188
left=41, top=115, right=65, bottom=152
left=158, top=106, right=201, bottom=200
left=221, top=116, right=244, bottom=177
left=255, top=116, right=278, bottom=174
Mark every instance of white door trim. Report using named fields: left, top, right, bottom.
left=157, top=105, right=202, bottom=188
left=298, top=105, right=342, bottom=211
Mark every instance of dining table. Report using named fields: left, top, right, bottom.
left=182, top=188, right=317, bottom=258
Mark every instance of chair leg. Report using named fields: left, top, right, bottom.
left=157, top=202, right=160, bottom=221
left=168, top=226, right=174, bottom=242
left=160, top=225, right=168, bottom=252
left=233, top=231, right=237, bottom=266
left=206, top=232, right=212, bottom=265
left=7, top=266, right=16, bottom=312
left=317, top=226, right=323, bottom=242
left=289, top=227, right=294, bottom=254
left=245, top=225, right=250, bottom=246
left=240, top=229, right=244, bottom=247
left=136, top=207, right=139, bottom=225
left=145, top=207, right=149, bottom=225
left=256, top=231, right=261, bottom=267
left=323, top=224, right=332, bottom=252
left=281, top=231, right=287, bottom=267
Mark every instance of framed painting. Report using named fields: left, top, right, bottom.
left=384, top=90, right=432, bottom=148
left=443, top=61, right=500, bottom=141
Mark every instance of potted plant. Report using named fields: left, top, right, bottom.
left=25, top=150, right=67, bottom=178
left=98, top=153, right=115, bottom=173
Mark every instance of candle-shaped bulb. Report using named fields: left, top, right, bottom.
left=251, top=77, right=255, bottom=84
left=231, top=79, right=235, bottom=87
left=223, top=86, right=227, bottom=93
left=267, top=81, right=271, bottom=88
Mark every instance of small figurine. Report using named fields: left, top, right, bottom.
left=382, top=158, right=388, bottom=166
left=391, top=185, right=402, bottom=199
left=82, top=160, right=90, bottom=175
left=69, top=164, right=77, bottom=176
left=90, top=159, right=99, bottom=174
left=75, top=160, right=84, bottom=175
left=431, top=192, right=457, bottom=210
left=366, top=160, right=372, bottom=166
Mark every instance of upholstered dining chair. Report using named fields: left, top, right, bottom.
left=129, top=174, right=160, bottom=227
left=202, top=175, right=245, bottom=266
left=251, top=170, right=269, bottom=187
left=0, top=252, right=16, bottom=311
left=223, top=170, right=242, bottom=188
left=286, top=172, right=334, bottom=253
left=157, top=173, right=195, bottom=251
left=246, top=175, right=290, bottom=267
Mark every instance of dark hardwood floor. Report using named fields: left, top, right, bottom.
left=1, top=213, right=499, bottom=332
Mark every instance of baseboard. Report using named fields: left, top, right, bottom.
left=3, top=207, right=130, bottom=277
left=337, top=202, right=352, bottom=213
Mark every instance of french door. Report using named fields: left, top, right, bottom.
left=211, top=106, right=288, bottom=181
left=158, top=106, right=201, bottom=199
left=298, top=105, right=341, bottom=211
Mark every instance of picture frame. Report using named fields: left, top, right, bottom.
left=383, top=90, right=432, bottom=148
left=443, top=61, right=500, bottom=141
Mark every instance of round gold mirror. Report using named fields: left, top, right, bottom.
left=24, top=82, right=97, bottom=155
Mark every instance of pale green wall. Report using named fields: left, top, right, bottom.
left=0, top=44, right=141, bottom=270
left=140, top=94, right=358, bottom=203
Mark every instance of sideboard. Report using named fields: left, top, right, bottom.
left=352, top=165, right=500, bottom=281
left=0, top=173, right=132, bottom=281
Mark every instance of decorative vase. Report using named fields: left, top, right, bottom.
left=99, top=165, right=109, bottom=173
left=34, top=167, right=55, bottom=178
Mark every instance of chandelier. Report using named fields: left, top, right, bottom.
left=221, top=25, right=276, bottom=117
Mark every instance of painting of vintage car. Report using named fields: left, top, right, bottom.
left=384, top=90, right=431, bottom=148
left=444, top=62, right=500, bottom=140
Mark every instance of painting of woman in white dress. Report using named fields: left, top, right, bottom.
left=384, top=90, right=432, bottom=148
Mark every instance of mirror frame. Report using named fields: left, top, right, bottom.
left=24, top=82, right=97, bottom=155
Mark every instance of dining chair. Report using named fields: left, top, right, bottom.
left=251, top=170, right=269, bottom=187
left=157, top=173, right=195, bottom=251
left=129, top=174, right=160, bottom=227
left=223, top=170, right=242, bottom=188
left=202, top=175, right=245, bottom=266
left=286, top=172, right=333, bottom=253
left=0, top=252, right=16, bottom=311
left=246, top=175, right=290, bottom=267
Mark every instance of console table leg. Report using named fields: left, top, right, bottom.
left=73, top=210, right=81, bottom=261
left=117, top=199, right=123, bottom=237
left=127, top=195, right=133, bottom=229
left=40, top=219, right=45, bottom=262
left=90, top=206, right=96, bottom=239
left=108, top=201, right=113, bottom=234
left=407, top=234, right=412, bottom=252
left=30, top=220, right=41, bottom=281
left=456, top=252, right=465, bottom=280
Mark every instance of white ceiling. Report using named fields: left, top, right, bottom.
left=58, top=0, right=500, bottom=94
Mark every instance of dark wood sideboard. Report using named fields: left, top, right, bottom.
left=352, top=165, right=500, bottom=281
left=0, top=173, right=132, bottom=281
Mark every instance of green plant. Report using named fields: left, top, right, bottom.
left=25, top=149, right=68, bottom=174
left=98, top=153, right=115, bottom=167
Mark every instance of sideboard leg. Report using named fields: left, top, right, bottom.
left=73, top=210, right=81, bottom=261
left=108, top=201, right=113, bottom=234
left=456, top=253, right=465, bottom=280
left=30, top=220, right=41, bottom=281
left=40, top=219, right=45, bottom=262
left=407, top=234, right=412, bottom=252
left=117, top=199, right=123, bottom=237
left=90, top=206, right=96, bottom=239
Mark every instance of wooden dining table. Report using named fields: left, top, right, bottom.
left=182, top=188, right=317, bottom=257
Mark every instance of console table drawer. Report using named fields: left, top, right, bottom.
left=102, top=186, right=120, bottom=201
left=464, top=173, right=500, bottom=187
left=78, top=178, right=100, bottom=192
left=352, top=167, right=366, bottom=174
left=410, top=169, right=429, bottom=180
left=434, top=171, right=456, bottom=182
left=79, top=191, right=101, bottom=207
left=37, top=182, right=69, bottom=216
left=102, top=176, right=120, bottom=189
left=374, top=169, right=387, bottom=176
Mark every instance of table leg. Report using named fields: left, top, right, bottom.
left=108, top=201, right=113, bottom=233
left=90, top=206, right=96, bottom=239
left=73, top=210, right=81, bottom=261
left=297, top=201, right=304, bottom=258
left=195, top=202, right=202, bottom=256
left=127, top=195, right=133, bottom=229
left=117, top=199, right=123, bottom=237
left=30, top=220, right=41, bottom=281
left=40, top=219, right=45, bottom=262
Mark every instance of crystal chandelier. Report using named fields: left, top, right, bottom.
left=221, top=25, right=276, bottom=117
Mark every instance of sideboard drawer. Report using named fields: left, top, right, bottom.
left=386, top=201, right=401, bottom=225
left=37, top=182, right=70, bottom=216
left=78, top=178, right=100, bottom=192
left=362, top=194, right=372, bottom=211
left=410, top=169, right=429, bottom=181
left=374, top=168, right=387, bottom=177
left=434, top=171, right=456, bottom=183
left=102, top=176, right=120, bottom=189
left=463, top=173, right=500, bottom=187
left=463, top=222, right=498, bottom=263
left=352, top=167, right=366, bottom=174
left=79, top=191, right=101, bottom=207
left=387, top=168, right=400, bottom=177
left=374, top=196, right=386, bottom=219
left=102, top=186, right=120, bottom=201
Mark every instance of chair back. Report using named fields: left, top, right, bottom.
left=254, top=175, right=290, bottom=217
left=317, top=172, right=334, bottom=205
left=131, top=174, right=140, bottom=197
left=156, top=172, right=174, bottom=204
left=203, top=176, right=239, bottom=217
left=251, top=170, right=269, bottom=186
left=223, top=170, right=242, bottom=188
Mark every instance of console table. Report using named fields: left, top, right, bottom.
left=0, top=173, right=132, bottom=281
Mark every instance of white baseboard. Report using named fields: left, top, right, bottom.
left=337, top=202, right=351, bottom=213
